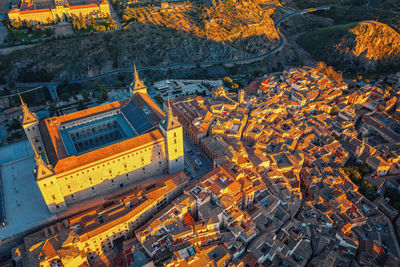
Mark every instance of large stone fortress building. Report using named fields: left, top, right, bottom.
left=20, top=69, right=184, bottom=213
left=8, top=0, right=111, bottom=24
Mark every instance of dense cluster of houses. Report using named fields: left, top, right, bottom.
left=10, top=66, right=400, bottom=266
left=166, top=66, right=400, bottom=266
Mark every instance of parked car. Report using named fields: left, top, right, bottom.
left=195, top=158, right=203, bottom=167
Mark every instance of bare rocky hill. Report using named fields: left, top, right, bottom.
left=297, top=21, right=400, bottom=72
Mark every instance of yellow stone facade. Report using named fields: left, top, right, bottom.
left=160, top=103, right=185, bottom=174
left=36, top=131, right=169, bottom=213
left=17, top=173, right=188, bottom=266
left=21, top=71, right=185, bottom=214
left=8, top=0, right=111, bottom=24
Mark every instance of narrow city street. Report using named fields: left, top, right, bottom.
left=183, top=135, right=213, bottom=180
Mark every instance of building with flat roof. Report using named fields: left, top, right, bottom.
left=20, top=68, right=184, bottom=213
left=153, top=79, right=212, bottom=101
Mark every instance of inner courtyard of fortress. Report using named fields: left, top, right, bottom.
left=19, top=69, right=185, bottom=213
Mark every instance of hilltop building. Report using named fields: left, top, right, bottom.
left=21, top=68, right=184, bottom=213
left=8, top=0, right=111, bottom=24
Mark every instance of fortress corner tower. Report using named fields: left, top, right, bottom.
left=22, top=65, right=185, bottom=214
left=19, top=94, right=44, bottom=153
left=160, top=101, right=185, bottom=174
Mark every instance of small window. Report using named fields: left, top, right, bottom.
left=142, top=107, right=150, bottom=115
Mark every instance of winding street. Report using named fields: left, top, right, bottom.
left=0, top=6, right=330, bottom=96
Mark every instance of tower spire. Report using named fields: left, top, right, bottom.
left=33, top=145, right=54, bottom=180
left=164, top=98, right=179, bottom=130
left=134, top=63, right=140, bottom=83
left=19, top=91, right=38, bottom=126
left=167, top=97, right=173, bottom=118
left=129, top=62, right=147, bottom=96
left=18, top=91, right=25, bottom=107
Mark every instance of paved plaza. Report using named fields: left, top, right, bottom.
left=0, top=142, right=54, bottom=241
left=0, top=140, right=33, bottom=165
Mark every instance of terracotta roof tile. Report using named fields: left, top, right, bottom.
left=54, top=129, right=163, bottom=174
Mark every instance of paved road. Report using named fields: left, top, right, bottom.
left=109, top=4, right=122, bottom=30
left=0, top=6, right=330, bottom=91
left=0, top=22, right=7, bottom=45
left=183, top=135, right=213, bottom=179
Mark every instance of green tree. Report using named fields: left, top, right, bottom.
left=49, top=103, right=57, bottom=117
left=154, top=93, right=163, bottom=104
left=8, top=118, right=21, bottom=131
left=8, top=80, right=15, bottom=89
left=231, top=83, right=239, bottom=93
left=77, top=100, right=87, bottom=111
left=360, top=181, right=377, bottom=200
left=330, top=106, right=339, bottom=116
left=98, top=89, right=108, bottom=103
left=94, top=82, right=105, bottom=91
left=79, top=17, right=87, bottom=30
left=82, top=89, right=90, bottom=101
left=60, top=92, right=71, bottom=102
left=223, top=77, right=233, bottom=87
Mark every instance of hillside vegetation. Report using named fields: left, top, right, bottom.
left=0, top=24, right=248, bottom=81
left=297, top=21, right=400, bottom=72
left=324, top=4, right=400, bottom=33
left=121, top=0, right=279, bottom=54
